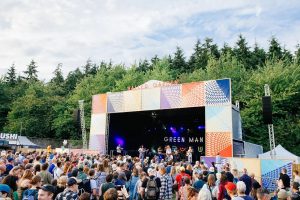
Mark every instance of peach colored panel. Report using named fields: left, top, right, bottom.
left=124, top=90, right=142, bottom=112
left=182, top=82, right=205, bottom=107
left=205, top=132, right=232, bottom=157
left=92, top=94, right=107, bottom=114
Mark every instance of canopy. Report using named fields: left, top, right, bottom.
left=258, top=144, right=300, bottom=163
left=8, top=136, right=40, bottom=148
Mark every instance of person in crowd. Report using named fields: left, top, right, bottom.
left=256, top=188, right=270, bottom=200
left=54, top=161, right=64, bottom=179
left=225, top=182, right=244, bottom=200
left=99, top=174, right=115, bottom=200
left=2, top=175, right=19, bottom=200
left=126, top=168, right=139, bottom=200
left=279, top=168, right=290, bottom=189
left=203, top=174, right=218, bottom=199
left=239, top=168, right=252, bottom=195
left=290, top=182, right=300, bottom=200
left=141, top=168, right=161, bottom=200
left=193, top=172, right=205, bottom=191
left=55, top=177, right=79, bottom=200
left=159, top=165, right=172, bottom=200
left=38, top=163, right=53, bottom=185
left=225, top=167, right=234, bottom=183
left=188, top=187, right=198, bottom=200
left=88, top=169, right=98, bottom=199
left=198, top=188, right=212, bottom=200
left=250, top=181, right=261, bottom=200
left=34, top=164, right=41, bottom=175
left=236, top=181, right=253, bottom=200
left=103, top=188, right=118, bottom=200
left=38, top=184, right=56, bottom=200
left=218, top=172, right=228, bottom=200
left=79, top=192, right=90, bottom=200
left=23, top=175, right=43, bottom=200
left=54, top=176, right=68, bottom=198
left=0, top=183, right=12, bottom=199
left=18, top=169, right=33, bottom=189
left=77, top=165, right=87, bottom=181
left=293, top=170, right=300, bottom=184
left=5, top=158, right=14, bottom=175
left=179, top=177, right=192, bottom=200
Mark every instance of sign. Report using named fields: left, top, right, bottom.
left=128, top=80, right=179, bottom=90
left=0, top=133, right=18, bottom=141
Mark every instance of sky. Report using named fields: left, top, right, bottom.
left=1, top=0, right=300, bottom=81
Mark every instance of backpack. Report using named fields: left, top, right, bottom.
left=22, top=189, right=38, bottom=200
left=145, top=178, right=158, bottom=200
left=78, top=179, right=92, bottom=195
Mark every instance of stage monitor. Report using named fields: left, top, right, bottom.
left=108, top=107, right=205, bottom=159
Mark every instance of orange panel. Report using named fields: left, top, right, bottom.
left=182, top=82, right=204, bottom=107
left=92, top=94, right=107, bottom=114
left=205, top=132, right=232, bottom=157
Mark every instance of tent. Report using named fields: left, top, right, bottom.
left=8, top=136, right=40, bottom=148
left=258, top=144, right=300, bottom=163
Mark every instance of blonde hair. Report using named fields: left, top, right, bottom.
left=57, top=176, right=68, bottom=187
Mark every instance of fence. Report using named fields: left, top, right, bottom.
left=28, top=137, right=83, bottom=149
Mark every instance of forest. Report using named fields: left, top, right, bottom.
left=0, top=35, right=299, bottom=154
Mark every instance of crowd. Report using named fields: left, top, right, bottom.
left=0, top=150, right=299, bottom=200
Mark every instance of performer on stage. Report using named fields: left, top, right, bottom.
left=165, top=145, right=173, bottom=162
left=116, top=144, right=123, bottom=155
left=138, top=145, right=146, bottom=161
left=186, top=146, right=193, bottom=164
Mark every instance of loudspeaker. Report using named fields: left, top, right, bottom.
left=262, top=96, right=272, bottom=124
left=73, top=109, right=80, bottom=127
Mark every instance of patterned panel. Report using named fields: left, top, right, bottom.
left=92, top=94, right=107, bottom=114
left=124, top=90, right=142, bottom=112
left=261, top=160, right=293, bottom=191
left=107, top=92, right=124, bottom=113
left=89, top=135, right=106, bottom=153
left=182, top=82, right=205, bottom=107
left=160, top=85, right=182, bottom=109
left=142, top=88, right=161, bottom=111
left=90, top=114, right=106, bottom=135
left=205, top=106, right=232, bottom=132
left=205, top=79, right=231, bottom=106
left=206, top=132, right=232, bottom=157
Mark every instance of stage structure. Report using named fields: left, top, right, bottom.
left=89, top=79, right=237, bottom=158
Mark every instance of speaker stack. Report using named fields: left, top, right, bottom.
left=262, top=96, right=272, bottom=124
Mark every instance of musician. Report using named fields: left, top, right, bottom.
left=165, top=145, right=173, bottom=162
left=138, top=145, right=146, bottom=161
left=116, top=144, right=123, bottom=155
left=186, top=146, right=193, bottom=163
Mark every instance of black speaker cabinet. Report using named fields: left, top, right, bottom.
left=262, top=96, right=272, bottom=124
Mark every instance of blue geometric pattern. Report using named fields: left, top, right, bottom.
left=261, top=160, right=292, bottom=191
left=205, top=79, right=231, bottom=105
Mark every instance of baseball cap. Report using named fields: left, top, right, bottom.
left=41, top=184, right=56, bottom=194
left=225, top=182, right=236, bottom=192
left=67, top=177, right=80, bottom=186
left=7, top=158, right=14, bottom=162
left=0, top=184, right=11, bottom=193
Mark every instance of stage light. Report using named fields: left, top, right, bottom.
left=197, top=125, right=205, bottom=130
left=115, top=137, right=125, bottom=146
left=180, top=127, right=184, bottom=131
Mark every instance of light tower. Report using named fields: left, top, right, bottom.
left=78, top=100, right=88, bottom=149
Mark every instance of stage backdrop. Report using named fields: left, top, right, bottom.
left=90, top=79, right=232, bottom=157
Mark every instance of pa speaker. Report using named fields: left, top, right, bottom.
left=262, top=96, right=272, bottom=124
left=73, top=109, right=80, bottom=126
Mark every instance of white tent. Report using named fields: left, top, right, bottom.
left=258, top=144, right=300, bottom=163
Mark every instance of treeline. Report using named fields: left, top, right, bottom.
left=0, top=35, right=299, bottom=154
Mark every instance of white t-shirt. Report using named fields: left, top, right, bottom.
left=90, top=179, right=97, bottom=190
left=54, top=167, right=63, bottom=179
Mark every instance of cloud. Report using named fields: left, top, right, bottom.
left=0, top=0, right=300, bottom=80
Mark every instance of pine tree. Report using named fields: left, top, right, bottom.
left=83, top=59, right=98, bottom=76
left=295, top=44, right=300, bottom=65
left=50, top=63, right=64, bottom=86
left=5, top=64, right=17, bottom=85
left=137, top=59, right=150, bottom=72
left=220, top=43, right=233, bottom=56
left=234, top=34, right=252, bottom=69
left=188, top=39, right=201, bottom=71
left=171, top=46, right=186, bottom=76
left=151, top=55, right=160, bottom=67
left=24, top=60, right=38, bottom=81
left=251, top=43, right=266, bottom=68
left=268, top=36, right=283, bottom=60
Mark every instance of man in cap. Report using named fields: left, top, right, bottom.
left=225, top=182, right=244, bottom=200
left=38, top=184, right=56, bottom=200
left=55, top=177, right=79, bottom=200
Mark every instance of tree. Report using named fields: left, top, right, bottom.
left=295, top=44, right=300, bottom=65
left=5, top=64, right=17, bottom=85
left=137, top=59, right=151, bottom=72
left=251, top=43, right=266, bottom=68
left=170, top=46, right=186, bottom=77
left=268, top=36, right=283, bottom=60
left=50, top=63, right=64, bottom=86
left=24, top=60, right=39, bottom=81
left=64, top=68, right=84, bottom=93
left=83, top=59, right=98, bottom=76
left=234, top=34, right=252, bottom=69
